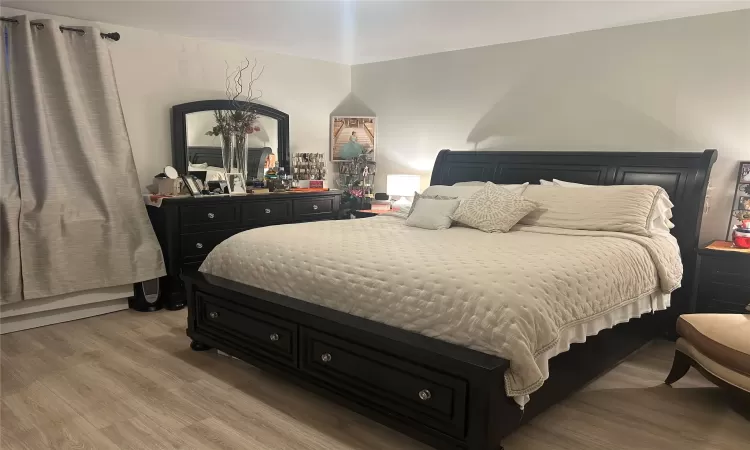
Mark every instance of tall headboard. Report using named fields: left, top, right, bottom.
left=430, top=149, right=717, bottom=312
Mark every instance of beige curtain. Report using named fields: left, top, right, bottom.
left=0, top=17, right=165, bottom=304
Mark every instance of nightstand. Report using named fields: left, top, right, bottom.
left=691, top=240, right=750, bottom=313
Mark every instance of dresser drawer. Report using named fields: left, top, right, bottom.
left=242, top=200, right=292, bottom=225
left=293, top=197, right=334, bottom=220
left=196, top=292, right=297, bottom=365
left=181, top=204, right=241, bottom=231
left=181, top=229, right=240, bottom=258
left=299, top=327, right=467, bottom=438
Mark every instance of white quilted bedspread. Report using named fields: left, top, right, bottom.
left=200, top=215, right=681, bottom=401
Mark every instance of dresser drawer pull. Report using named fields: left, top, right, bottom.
left=418, top=389, right=432, bottom=401
left=208, top=311, right=219, bottom=319
left=269, top=333, right=280, bottom=342
left=265, top=208, right=271, bottom=214
left=312, top=204, right=319, bottom=210
left=321, top=352, right=332, bottom=363
left=207, top=212, right=215, bottom=219
left=195, top=242, right=203, bottom=249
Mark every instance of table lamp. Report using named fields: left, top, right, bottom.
left=387, top=174, right=420, bottom=209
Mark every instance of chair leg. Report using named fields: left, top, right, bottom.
left=665, top=350, right=692, bottom=385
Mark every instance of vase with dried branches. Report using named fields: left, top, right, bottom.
left=205, top=58, right=264, bottom=180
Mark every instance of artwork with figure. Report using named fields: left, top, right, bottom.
left=331, top=117, right=376, bottom=161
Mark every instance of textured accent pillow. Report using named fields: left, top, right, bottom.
left=520, top=184, right=668, bottom=236
left=405, top=198, right=461, bottom=230
left=550, top=180, right=675, bottom=232
left=450, top=182, right=538, bottom=233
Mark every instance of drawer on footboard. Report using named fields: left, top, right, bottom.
left=195, top=292, right=297, bottom=366
left=299, top=327, right=468, bottom=438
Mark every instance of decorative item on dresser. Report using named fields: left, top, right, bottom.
left=726, top=161, right=750, bottom=241
left=147, top=191, right=341, bottom=310
left=691, top=241, right=750, bottom=314
left=182, top=149, right=716, bottom=450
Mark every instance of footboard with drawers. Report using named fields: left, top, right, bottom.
left=184, top=272, right=510, bottom=450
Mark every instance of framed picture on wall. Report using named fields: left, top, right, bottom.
left=330, top=116, right=376, bottom=161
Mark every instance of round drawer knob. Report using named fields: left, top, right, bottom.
left=321, top=353, right=332, bottom=363
left=312, top=205, right=319, bottom=210
left=269, top=333, right=279, bottom=342
left=265, top=208, right=271, bottom=214
left=195, top=242, right=203, bottom=249
left=207, top=212, right=215, bottom=219
left=208, top=311, right=219, bottom=319
left=418, top=389, right=431, bottom=401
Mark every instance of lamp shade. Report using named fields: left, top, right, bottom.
left=387, top=174, right=420, bottom=196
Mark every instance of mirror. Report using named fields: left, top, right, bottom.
left=171, top=100, right=290, bottom=182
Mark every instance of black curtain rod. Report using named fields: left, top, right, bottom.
left=0, top=17, right=120, bottom=41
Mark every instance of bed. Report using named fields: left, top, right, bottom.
left=183, top=149, right=716, bottom=450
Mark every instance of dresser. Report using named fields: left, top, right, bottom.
left=147, top=191, right=341, bottom=310
left=691, top=241, right=750, bottom=314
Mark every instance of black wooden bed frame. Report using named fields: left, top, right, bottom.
left=183, top=149, right=717, bottom=450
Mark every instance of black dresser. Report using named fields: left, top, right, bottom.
left=691, top=241, right=750, bottom=314
left=147, top=191, right=341, bottom=310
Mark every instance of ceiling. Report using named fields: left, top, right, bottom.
left=4, top=1, right=749, bottom=64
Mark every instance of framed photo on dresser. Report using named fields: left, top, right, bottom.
left=227, top=173, right=246, bottom=195
left=182, top=174, right=202, bottom=197
left=741, top=163, right=750, bottom=183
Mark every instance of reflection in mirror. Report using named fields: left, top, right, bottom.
left=185, top=110, right=279, bottom=182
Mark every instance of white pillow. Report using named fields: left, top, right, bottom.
left=539, top=179, right=554, bottom=186
left=405, top=198, right=461, bottom=230
left=426, top=182, right=529, bottom=198
left=551, top=179, right=675, bottom=232
left=450, top=182, right=538, bottom=233
left=521, top=184, right=670, bottom=237
left=452, top=181, right=486, bottom=186
left=552, top=179, right=588, bottom=187
left=406, top=192, right=457, bottom=218
left=452, top=181, right=531, bottom=192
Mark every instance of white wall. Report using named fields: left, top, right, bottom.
left=0, top=6, right=350, bottom=331
left=1, top=7, right=351, bottom=189
left=352, top=9, right=750, bottom=242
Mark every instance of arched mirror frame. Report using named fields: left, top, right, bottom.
left=171, top=100, right=290, bottom=177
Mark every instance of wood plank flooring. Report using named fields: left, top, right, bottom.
left=1, top=309, right=748, bottom=449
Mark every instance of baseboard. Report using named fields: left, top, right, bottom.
left=0, top=285, right=132, bottom=334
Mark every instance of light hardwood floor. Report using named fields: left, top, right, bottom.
left=1, top=309, right=748, bottom=450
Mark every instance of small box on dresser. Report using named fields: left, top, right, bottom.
left=691, top=241, right=750, bottom=313
left=146, top=191, right=341, bottom=310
